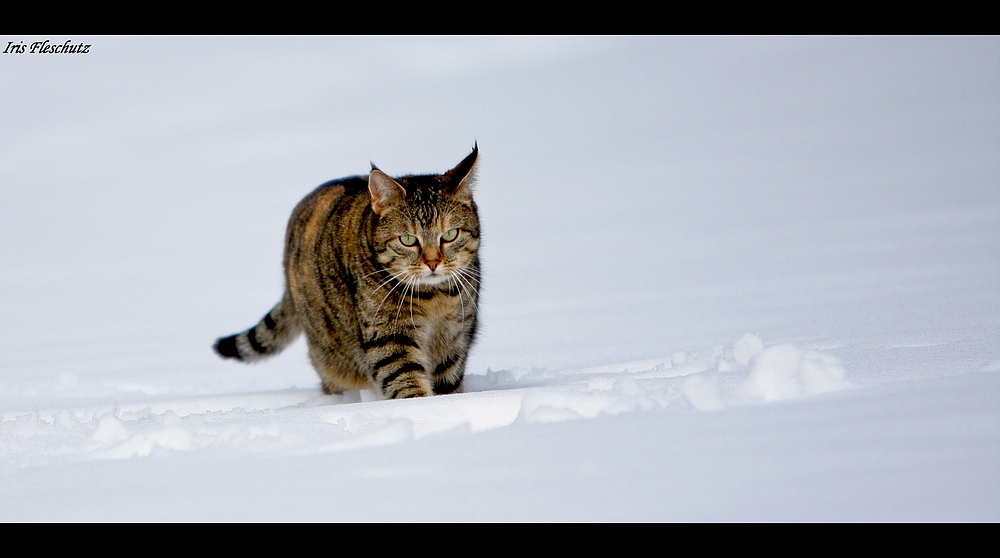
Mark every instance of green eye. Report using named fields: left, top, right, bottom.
left=399, top=234, right=419, bottom=247
left=441, top=228, right=459, bottom=242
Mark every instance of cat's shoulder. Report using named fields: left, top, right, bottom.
left=287, top=175, right=371, bottom=233
left=292, top=175, right=369, bottom=209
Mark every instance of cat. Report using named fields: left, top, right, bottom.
left=214, top=146, right=481, bottom=399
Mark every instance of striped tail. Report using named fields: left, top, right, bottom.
left=214, top=291, right=302, bottom=362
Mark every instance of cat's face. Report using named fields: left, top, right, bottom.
left=379, top=205, right=479, bottom=286
left=369, top=148, right=480, bottom=289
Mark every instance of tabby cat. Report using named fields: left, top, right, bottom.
left=215, top=147, right=481, bottom=398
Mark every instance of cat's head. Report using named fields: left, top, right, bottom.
left=369, top=146, right=480, bottom=287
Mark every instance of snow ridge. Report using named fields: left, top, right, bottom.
left=0, top=334, right=849, bottom=468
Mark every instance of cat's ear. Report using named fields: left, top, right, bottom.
left=444, top=144, right=478, bottom=203
left=368, top=166, right=406, bottom=216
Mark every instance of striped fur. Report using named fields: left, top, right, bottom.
left=215, top=147, right=481, bottom=399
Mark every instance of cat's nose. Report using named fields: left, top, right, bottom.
left=425, top=260, right=440, bottom=271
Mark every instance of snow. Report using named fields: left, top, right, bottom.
left=1, top=36, right=998, bottom=521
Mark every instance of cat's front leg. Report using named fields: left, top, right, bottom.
left=431, top=352, right=466, bottom=394
left=363, top=332, right=433, bottom=399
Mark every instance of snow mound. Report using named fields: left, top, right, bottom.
left=0, top=334, right=850, bottom=467
left=732, top=333, right=765, bottom=366
left=739, top=344, right=851, bottom=402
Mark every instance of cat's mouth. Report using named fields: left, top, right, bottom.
left=419, top=269, right=450, bottom=286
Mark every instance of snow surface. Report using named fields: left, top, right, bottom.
left=1, top=36, right=998, bottom=521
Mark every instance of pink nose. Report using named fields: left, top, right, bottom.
left=426, top=260, right=440, bottom=271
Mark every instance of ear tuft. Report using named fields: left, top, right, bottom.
left=445, top=144, right=479, bottom=202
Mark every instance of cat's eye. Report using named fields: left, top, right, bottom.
left=441, top=228, right=459, bottom=243
left=399, top=234, right=419, bottom=247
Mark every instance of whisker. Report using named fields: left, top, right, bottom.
left=393, top=273, right=417, bottom=329
left=374, top=274, right=404, bottom=298
left=374, top=270, right=410, bottom=316
left=408, top=276, right=417, bottom=328
left=449, top=274, right=466, bottom=324
left=451, top=267, right=482, bottom=304
left=450, top=271, right=480, bottom=313
left=452, top=264, right=482, bottom=283
left=453, top=264, right=481, bottom=278
left=359, top=267, right=390, bottom=281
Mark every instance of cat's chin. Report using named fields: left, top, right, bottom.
left=418, top=272, right=451, bottom=287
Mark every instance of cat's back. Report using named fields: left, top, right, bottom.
left=284, top=176, right=371, bottom=267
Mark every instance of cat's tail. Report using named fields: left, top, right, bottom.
left=214, top=291, right=302, bottom=362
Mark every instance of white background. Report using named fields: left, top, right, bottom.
left=1, top=36, right=997, bottom=520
